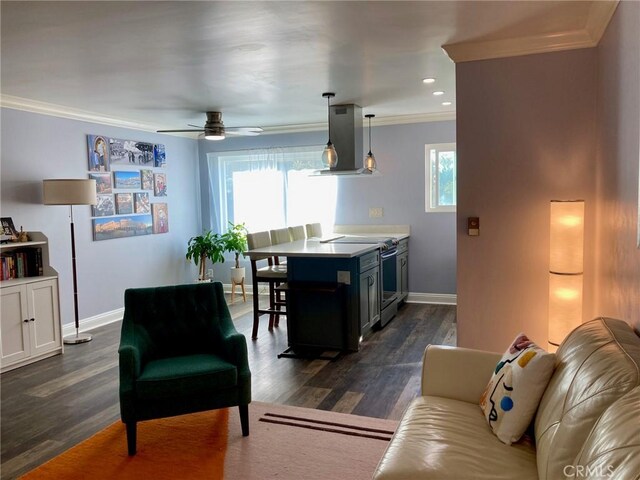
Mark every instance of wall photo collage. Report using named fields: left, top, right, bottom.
left=87, top=135, right=168, bottom=241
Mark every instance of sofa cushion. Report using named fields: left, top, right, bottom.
left=572, top=386, right=640, bottom=480
left=136, top=353, right=237, bottom=399
left=372, top=396, right=538, bottom=480
left=480, top=333, right=555, bottom=445
left=534, top=318, right=640, bottom=480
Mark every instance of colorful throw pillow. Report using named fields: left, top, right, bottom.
left=479, top=333, right=556, bottom=445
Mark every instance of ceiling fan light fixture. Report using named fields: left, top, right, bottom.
left=204, top=126, right=225, bottom=141
left=322, top=92, right=338, bottom=169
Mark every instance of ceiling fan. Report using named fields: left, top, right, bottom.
left=157, top=111, right=263, bottom=141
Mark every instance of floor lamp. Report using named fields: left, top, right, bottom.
left=548, top=200, right=584, bottom=351
left=43, top=179, right=97, bottom=344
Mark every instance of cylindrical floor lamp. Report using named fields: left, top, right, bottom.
left=43, top=179, right=97, bottom=344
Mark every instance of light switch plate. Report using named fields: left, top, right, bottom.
left=369, top=207, right=383, bottom=218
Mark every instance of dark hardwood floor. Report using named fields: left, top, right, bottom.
left=1, top=297, right=456, bottom=479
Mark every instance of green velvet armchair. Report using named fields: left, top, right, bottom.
left=118, top=282, right=251, bottom=455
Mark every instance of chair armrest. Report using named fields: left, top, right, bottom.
left=118, top=344, right=142, bottom=393
left=221, top=331, right=250, bottom=378
left=421, top=345, right=501, bottom=404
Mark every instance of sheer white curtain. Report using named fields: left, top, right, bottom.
left=208, top=146, right=337, bottom=234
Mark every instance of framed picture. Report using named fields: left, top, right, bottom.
left=87, top=135, right=110, bottom=172
left=154, top=173, right=167, bottom=197
left=92, top=195, right=115, bottom=217
left=115, top=193, right=133, bottom=214
left=1, top=217, right=18, bottom=236
left=113, top=171, right=141, bottom=189
left=109, top=138, right=154, bottom=166
left=134, top=192, right=150, bottom=213
left=92, top=214, right=153, bottom=241
left=89, top=172, right=113, bottom=194
left=152, top=203, right=169, bottom=234
left=154, top=144, right=166, bottom=167
left=141, top=169, right=153, bottom=190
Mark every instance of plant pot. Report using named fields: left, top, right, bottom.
left=230, top=267, right=245, bottom=284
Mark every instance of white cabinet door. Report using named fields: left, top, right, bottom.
left=0, top=285, right=31, bottom=366
left=27, top=279, right=61, bottom=356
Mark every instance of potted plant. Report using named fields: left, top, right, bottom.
left=186, top=230, right=225, bottom=281
left=222, top=222, right=248, bottom=284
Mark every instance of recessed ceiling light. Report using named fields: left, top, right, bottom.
left=422, top=78, right=436, bottom=84
left=433, top=91, right=444, bottom=96
left=442, top=101, right=452, bottom=106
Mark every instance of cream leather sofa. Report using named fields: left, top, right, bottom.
left=373, top=317, right=640, bottom=480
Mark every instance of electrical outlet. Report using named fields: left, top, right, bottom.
left=207, top=269, right=214, bottom=279
left=369, top=207, right=383, bottom=218
left=337, top=271, right=351, bottom=285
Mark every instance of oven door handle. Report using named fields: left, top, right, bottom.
left=380, top=248, right=398, bottom=260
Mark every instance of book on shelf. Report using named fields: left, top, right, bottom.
left=0, top=247, right=43, bottom=281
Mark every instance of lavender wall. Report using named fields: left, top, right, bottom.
left=456, top=49, right=598, bottom=351
left=0, top=108, right=201, bottom=327
left=198, top=120, right=457, bottom=295
left=595, top=0, right=640, bottom=332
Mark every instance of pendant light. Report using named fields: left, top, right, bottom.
left=363, top=114, right=377, bottom=173
left=321, top=92, right=338, bottom=168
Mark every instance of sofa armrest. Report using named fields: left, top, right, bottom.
left=421, top=345, right=501, bottom=404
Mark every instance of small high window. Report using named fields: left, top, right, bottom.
left=425, top=143, right=456, bottom=213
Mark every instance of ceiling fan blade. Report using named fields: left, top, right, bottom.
left=157, top=129, right=205, bottom=133
left=187, top=124, right=205, bottom=128
left=225, top=127, right=264, bottom=136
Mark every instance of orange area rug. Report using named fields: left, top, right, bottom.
left=20, top=402, right=397, bottom=480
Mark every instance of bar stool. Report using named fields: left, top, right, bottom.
left=247, top=231, right=287, bottom=339
left=305, top=223, right=323, bottom=238
left=288, top=225, right=306, bottom=241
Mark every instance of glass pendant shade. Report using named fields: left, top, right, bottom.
left=364, top=151, right=377, bottom=172
left=322, top=141, right=338, bottom=168
left=322, top=92, right=338, bottom=168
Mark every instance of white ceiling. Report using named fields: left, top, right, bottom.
left=0, top=1, right=616, bottom=134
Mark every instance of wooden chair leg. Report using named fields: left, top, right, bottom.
left=126, top=421, right=137, bottom=456
left=239, top=404, right=249, bottom=437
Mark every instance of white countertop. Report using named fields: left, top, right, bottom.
left=245, top=239, right=379, bottom=259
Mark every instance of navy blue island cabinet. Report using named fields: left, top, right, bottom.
left=285, top=249, right=380, bottom=352
left=245, top=239, right=383, bottom=354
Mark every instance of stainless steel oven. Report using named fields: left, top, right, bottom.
left=379, top=245, right=399, bottom=326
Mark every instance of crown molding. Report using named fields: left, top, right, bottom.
left=443, top=0, right=619, bottom=63
left=261, top=111, right=456, bottom=135
left=0, top=94, right=174, bottom=134
left=1, top=94, right=455, bottom=136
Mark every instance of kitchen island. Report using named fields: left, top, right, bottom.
left=245, top=238, right=379, bottom=353
left=245, top=229, right=409, bottom=355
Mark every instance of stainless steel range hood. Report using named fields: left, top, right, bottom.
left=313, top=103, right=379, bottom=176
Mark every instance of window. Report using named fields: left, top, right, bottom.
left=208, top=146, right=338, bottom=233
left=425, top=143, right=456, bottom=212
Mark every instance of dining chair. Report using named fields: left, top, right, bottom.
left=247, top=231, right=287, bottom=339
left=288, top=225, right=307, bottom=241
left=305, top=223, right=323, bottom=238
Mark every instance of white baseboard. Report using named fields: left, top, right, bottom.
left=64, top=289, right=455, bottom=335
left=406, top=292, right=457, bottom=305
left=62, top=308, right=124, bottom=337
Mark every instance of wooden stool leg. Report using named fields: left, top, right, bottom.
left=241, top=278, right=246, bottom=302
left=268, top=282, right=276, bottom=331
left=251, top=277, right=260, bottom=340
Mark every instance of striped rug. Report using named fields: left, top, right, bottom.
left=20, top=401, right=397, bottom=480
